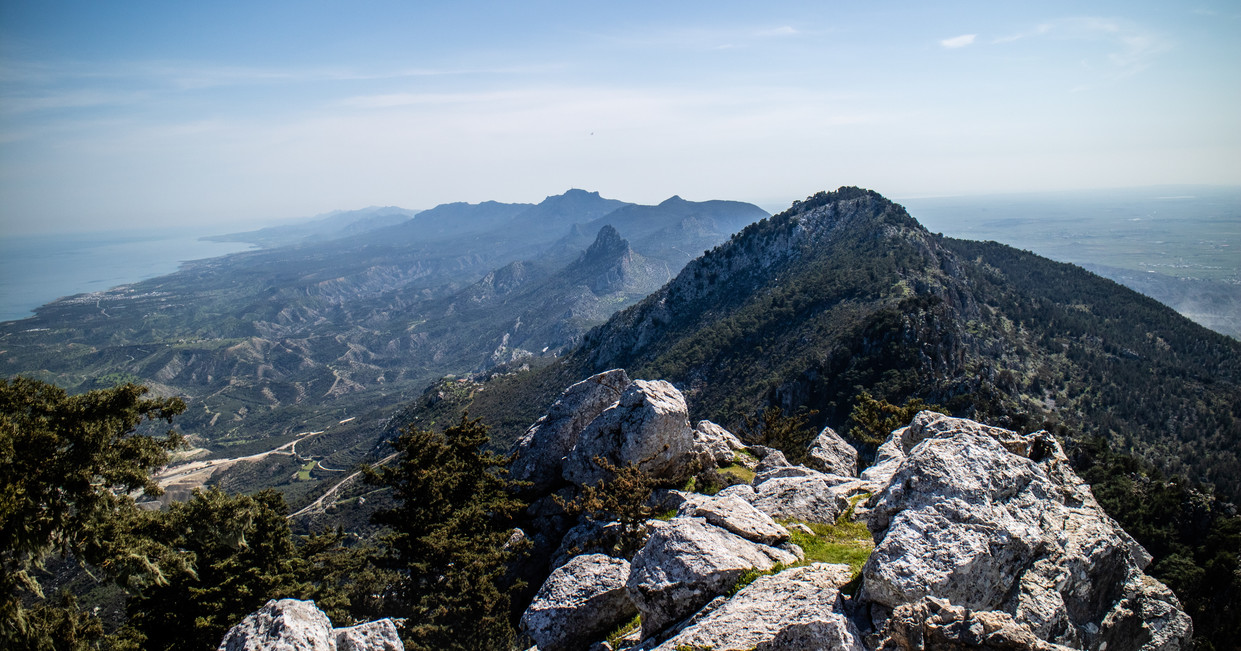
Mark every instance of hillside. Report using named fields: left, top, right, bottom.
left=0, top=190, right=767, bottom=504
left=439, top=187, right=1241, bottom=502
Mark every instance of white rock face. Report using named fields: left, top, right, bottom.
left=653, top=564, right=863, bottom=651
left=751, top=473, right=849, bottom=524
left=511, top=369, right=631, bottom=493
left=562, top=380, right=697, bottom=487
left=692, top=420, right=746, bottom=467
left=861, top=412, right=1192, bottom=650
left=627, top=517, right=798, bottom=637
left=520, top=554, right=637, bottom=651
left=805, top=425, right=859, bottom=477
left=219, top=599, right=335, bottom=651
left=688, top=494, right=791, bottom=546
left=218, top=599, right=404, bottom=651
left=334, top=620, right=403, bottom=651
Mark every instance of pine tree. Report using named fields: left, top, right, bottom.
left=367, top=414, right=526, bottom=650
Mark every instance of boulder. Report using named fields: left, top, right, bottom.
left=751, top=473, right=849, bottom=524
left=692, top=420, right=746, bottom=467
left=860, top=413, right=1191, bottom=650
left=562, top=380, right=697, bottom=487
left=334, top=620, right=403, bottom=651
left=218, top=599, right=404, bottom=651
left=652, top=564, right=862, bottom=651
left=805, top=425, right=859, bottom=477
left=688, top=494, right=790, bottom=545
left=511, top=369, right=631, bottom=493
left=754, top=449, right=793, bottom=473
left=858, top=428, right=906, bottom=489
left=626, top=517, right=797, bottom=637
left=520, top=554, right=637, bottom=651
left=219, top=599, right=335, bottom=651
left=876, top=597, right=1074, bottom=651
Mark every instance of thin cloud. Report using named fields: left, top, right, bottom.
left=992, top=18, right=1169, bottom=76
left=940, top=34, right=977, bottom=49
left=757, top=26, right=798, bottom=37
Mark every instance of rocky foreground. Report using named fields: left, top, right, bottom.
left=220, top=370, right=1192, bottom=650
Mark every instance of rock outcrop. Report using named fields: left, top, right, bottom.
left=861, top=411, right=1192, bottom=650
left=508, top=374, right=1190, bottom=651
left=626, top=517, right=798, bottom=637
left=520, top=554, right=637, bottom=651
left=218, top=599, right=403, bottom=651
left=562, top=379, right=697, bottom=487
left=511, top=369, right=631, bottom=493
left=652, top=564, right=863, bottom=651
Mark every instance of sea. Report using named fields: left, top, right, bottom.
left=0, top=228, right=256, bottom=323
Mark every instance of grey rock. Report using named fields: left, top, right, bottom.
left=689, top=494, right=790, bottom=545
left=716, top=483, right=757, bottom=501
left=860, top=412, right=1191, bottom=650
left=511, top=369, right=631, bottom=493
left=754, top=449, right=792, bottom=473
left=751, top=474, right=849, bottom=524
left=335, top=620, right=403, bottom=651
left=563, top=380, right=697, bottom=487
left=692, top=420, right=746, bottom=467
left=218, top=599, right=335, bottom=651
left=520, top=554, right=637, bottom=651
left=876, top=596, right=1074, bottom=651
left=626, top=517, right=797, bottom=637
left=805, top=425, right=859, bottom=477
left=218, top=599, right=404, bottom=651
left=858, top=429, right=906, bottom=489
left=652, top=564, right=862, bottom=651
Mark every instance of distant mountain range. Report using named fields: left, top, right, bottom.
left=424, top=188, right=1241, bottom=503
left=0, top=190, right=767, bottom=503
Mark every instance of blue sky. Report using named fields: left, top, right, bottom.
left=1, top=0, right=1239, bottom=234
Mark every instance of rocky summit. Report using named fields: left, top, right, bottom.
left=505, top=370, right=1191, bottom=651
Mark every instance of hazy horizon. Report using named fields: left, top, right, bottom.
left=3, top=1, right=1239, bottom=236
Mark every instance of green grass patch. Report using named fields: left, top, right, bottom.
left=606, top=613, right=641, bottom=648
left=717, top=463, right=755, bottom=484
left=784, top=518, right=874, bottom=577
left=295, top=460, right=316, bottom=481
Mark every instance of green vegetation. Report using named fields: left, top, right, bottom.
left=365, top=414, right=527, bottom=650
left=1, top=378, right=184, bottom=648
left=738, top=406, right=818, bottom=465
left=557, top=458, right=662, bottom=558
left=1073, top=437, right=1240, bottom=650
left=605, top=613, right=641, bottom=648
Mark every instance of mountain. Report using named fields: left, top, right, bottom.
left=434, top=187, right=1241, bottom=503
left=206, top=206, right=420, bottom=247
left=0, top=190, right=768, bottom=506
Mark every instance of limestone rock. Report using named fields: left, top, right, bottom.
left=520, top=554, right=637, bottom=651
left=692, top=420, right=746, bottom=467
left=334, top=620, right=403, bottom=651
left=652, top=564, right=862, bottom=651
left=860, top=412, right=1191, bottom=650
left=626, top=517, right=797, bottom=637
left=511, top=369, right=631, bottom=493
left=688, top=494, right=790, bottom=545
left=805, top=425, right=859, bottom=477
left=751, top=473, right=849, bottom=524
left=754, top=449, right=793, bottom=473
left=716, top=483, right=757, bottom=501
left=219, top=599, right=335, bottom=651
left=562, top=380, right=697, bottom=487
left=858, top=428, right=906, bottom=489
left=218, top=599, right=404, bottom=651
left=876, top=597, right=1074, bottom=651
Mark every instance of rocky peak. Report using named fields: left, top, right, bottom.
left=510, top=373, right=1190, bottom=651
left=580, top=224, right=631, bottom=263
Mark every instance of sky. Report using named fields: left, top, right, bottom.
left=1, top=0, right=1239, bottom=235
